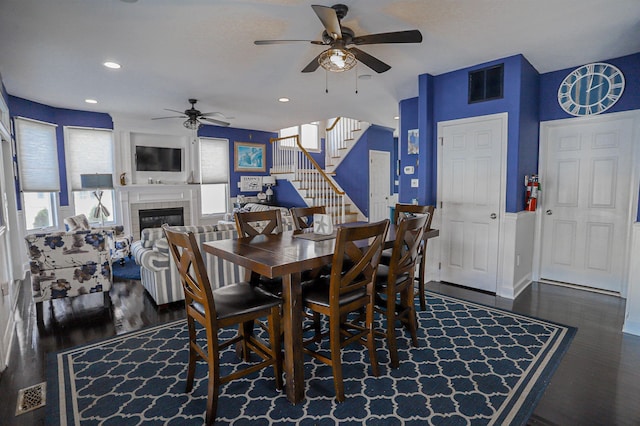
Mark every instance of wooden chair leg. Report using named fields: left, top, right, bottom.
left=366, top=301, right=380, bottom=376
left=238, top=320, right=254, bottom=362
left=402, top=286, right=419, bottom=347
left=205, top=358, right=220, bottom=426
left=329, top=316, right=345, bottom=402
left=185, top=320, right=198, bottom=392
left=386, top=296, right=400, bottom=369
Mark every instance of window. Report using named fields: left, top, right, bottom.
left=200, top=137, right=229, bottom=215
left=279, top=123, right=320, bottom=151
left=468, top=64, right=504, bottom=103
left=15, top=117, right=60, bottom=230
left=65, top=127, right=115, bottom=224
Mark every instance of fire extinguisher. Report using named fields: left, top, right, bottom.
left=525, top=175, right=539, bottom=211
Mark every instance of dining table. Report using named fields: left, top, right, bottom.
left=203, top=222, right=439, bottom=404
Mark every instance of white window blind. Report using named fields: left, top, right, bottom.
left=200, top=138, right=229, bottom=184
left=15, top=117, right=60, bottom=192
left=65, top=127, right=114, bottom=190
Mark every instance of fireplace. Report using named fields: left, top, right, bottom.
left=138, top=207, right=184, bottom=236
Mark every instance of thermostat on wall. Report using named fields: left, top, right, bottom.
left=403, top=166, right=414, bottom=175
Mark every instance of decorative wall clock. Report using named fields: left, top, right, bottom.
left=557, top=62, right=625, bottom=116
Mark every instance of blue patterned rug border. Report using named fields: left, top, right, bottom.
left=46, top=291, right=576, bottom=426
left=425, top=291, right=577, bottom=425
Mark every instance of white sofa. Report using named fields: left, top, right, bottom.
left=131, top=204, right=295, bottom=306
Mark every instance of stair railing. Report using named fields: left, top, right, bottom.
left=271, top=134, right=346, bottom=224
left=325, top=117, right=361, bottom=167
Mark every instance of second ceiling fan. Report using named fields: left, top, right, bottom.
left=254, top=4, right=422, bottom=74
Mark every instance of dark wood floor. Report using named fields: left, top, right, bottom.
left=1, top=277, right=639, bottom=425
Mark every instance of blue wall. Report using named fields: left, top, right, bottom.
left=8, top=96, right=113, bottom=208
left=334, top=124, right=394, bottom=217
left=539, top=53, right=640, bottom=122
left=400, top=54, right=540, bottom=212
left=538, top=52, right=640, bottom=221
left=400, top=51, right=640, bottom=218
left=198, top=125, right=277, bottom=198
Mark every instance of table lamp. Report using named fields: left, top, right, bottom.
left=263, top=175, right=276, bottom=203
left=81, top=173, right=113, bottom=226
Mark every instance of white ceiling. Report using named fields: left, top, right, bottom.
left=1, top=0, right=639, bottom=133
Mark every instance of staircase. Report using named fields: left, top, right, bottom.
left=270, top=117, right=366, bottom=224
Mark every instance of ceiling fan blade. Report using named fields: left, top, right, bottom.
left=201, top=117, right=230, bottom=127
left=349, top=47, right=391, bottom=73
left=311, top=5, right=342, bottom=40
left=151, top=115, right=185, bottom=120
left=352, top=30, right=423, bottom=45
left=164, top=108, right=186, bottom=114
left=201, top=112, right=234, bottom=119
left=255, top=39, right=322, bottom=45
left=302, top=53, right=323, bottom=73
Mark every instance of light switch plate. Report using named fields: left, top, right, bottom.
left=411, top=179, right=419, bottom=188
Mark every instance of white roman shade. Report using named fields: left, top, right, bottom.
left=15, top=117, right=60, bottom=192
left=200, top=137, right=229, bottom=184
left=66, top=127, right=114, bottom=191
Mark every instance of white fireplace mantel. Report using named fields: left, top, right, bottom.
left=118, top=183, right=201, bottom=239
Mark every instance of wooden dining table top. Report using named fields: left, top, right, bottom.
left=203, top=224, right=439, bottom=279
left=202, top=222, right=439, bottom=404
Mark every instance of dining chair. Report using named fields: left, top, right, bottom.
left=301, top=219, right=390, bottom=402
left=290, top=205, right=326, bottom=231
left=163, top=225, right=283, bottom=426
left=235, top=209, right=283, bottom=237
left=234, top=209, right=285, bottom=295
left=386, top=203, right=435, bottom=310
left=374, top=214, right=428, bottom=368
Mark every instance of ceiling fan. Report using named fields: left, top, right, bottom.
left=152, top=99, right=231, bottom=129
left=254, top=4, right=422, bottom=74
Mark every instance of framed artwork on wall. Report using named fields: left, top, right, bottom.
left=240, top=176, right=263, bottom=192
left=408, top=129, right=419, bottom=155
left=234, top=141, right=266, bottom=172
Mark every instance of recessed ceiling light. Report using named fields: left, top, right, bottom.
left=85, top=99, right=98, bottom=104
left=103, top=61, right=121, bottom=69
left=393, top=116, right=399, bottom=120
left=278, top=97, right=290, bottom=103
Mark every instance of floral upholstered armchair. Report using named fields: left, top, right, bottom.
left=64, top=214, right=133, bottom=265
left=25, top=229, right=113, bottom=323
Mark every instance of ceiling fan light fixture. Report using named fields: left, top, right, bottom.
left=318, top=48, right=356, bottom=72
left=183, top=119, right=201, bottom=130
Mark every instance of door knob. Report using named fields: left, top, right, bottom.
left=490, top=213, right=497, bottom=219
left=546, top=209, right=552, bottom=215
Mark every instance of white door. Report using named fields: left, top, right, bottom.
left=539, top=113, right=635, bottom=293
left=438, top=114, right=506, bottom=292
left=369, top=150, right=390, bottom=222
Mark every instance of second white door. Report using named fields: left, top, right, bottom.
left=438, top=114, right=506, bottom=293
left=539, top=112, right=636, bottom=293
left=369, top=150, right=390, bottom=223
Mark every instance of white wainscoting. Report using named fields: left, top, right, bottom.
left=498, top=211, right=536, bottom=299
left=623, top=222, right=640, bottom=336
left=428, top=209, right=536, bottom=300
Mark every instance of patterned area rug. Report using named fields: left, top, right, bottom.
left=46, top=292, right=575, bottom=425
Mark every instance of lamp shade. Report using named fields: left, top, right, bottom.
left=262, top=175, right=276, bottom=186
left=81, top=173, right=114, bottom=189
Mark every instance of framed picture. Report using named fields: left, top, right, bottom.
left=408, top=129, right=419, bottom=155
left=234, top=142, right=266, bottom=172
left=240, top=176, right=262, bottom=192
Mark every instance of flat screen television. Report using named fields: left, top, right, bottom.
left=135, top=146, right=182, bottom=172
